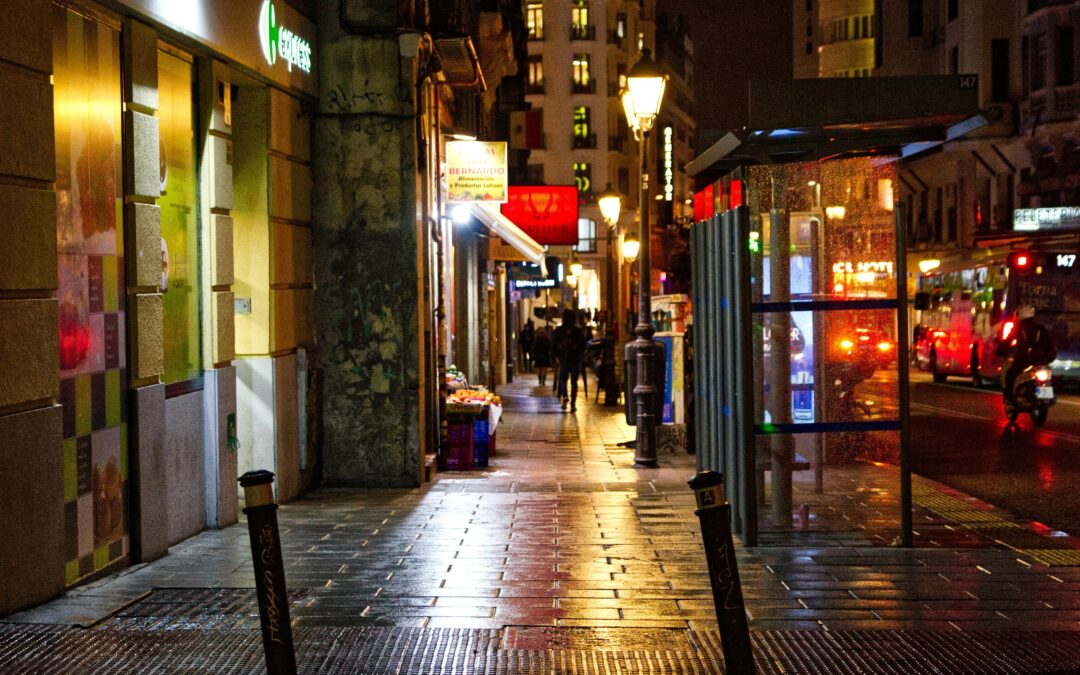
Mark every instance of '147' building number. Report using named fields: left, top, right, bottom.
left=1056, top=254, right=1076, bottom=268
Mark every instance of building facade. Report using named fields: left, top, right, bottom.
left=794, top=0, right=1080, bottom=260
left=1, top=0, right=531, bottom=617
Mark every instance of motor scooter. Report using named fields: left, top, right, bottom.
left=1002, top=360, right=1056, bottom=428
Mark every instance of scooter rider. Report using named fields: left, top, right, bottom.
left=1001, top=304, right=1056, bottom=403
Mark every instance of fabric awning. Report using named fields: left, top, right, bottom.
left=469, top=202, right=546, bottom=266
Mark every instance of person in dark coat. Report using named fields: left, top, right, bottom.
left=519, top=320, right=535, bottom=372
left=552, top=309, right=587, bottom=412
left=532, top=326, right=553, bottom=386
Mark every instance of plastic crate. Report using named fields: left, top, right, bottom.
left=445, top=418, right=474, bottom=470
left=473, top=418, right=490, bottom=467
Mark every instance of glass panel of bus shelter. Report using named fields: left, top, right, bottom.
left=745, top=158, right=902, bottom=540
left=751, top=311, right=902, bottom=539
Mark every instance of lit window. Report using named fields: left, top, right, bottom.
left=572, top=53, right=591, bottom=89
left=527, top=3, right=543, bottom=39
left=573, top=106, right=590, bottom=139
left=572, top=1, right=590, bottom=39
left=577, top=218, right=597, bottom=253
left=574, top=162, right=592, bottom=194
left=527, top=54, right=544, bottom=90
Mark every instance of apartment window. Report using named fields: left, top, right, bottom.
left=805, top=0, right=812, bottom=10
left=572, top=53, right=591, bottom=91
left=807, top=19, right=813, bottom=37
left=991, top=39, right=1010, bottom=102
left=526, top=3, right=543, bottom=39
left=637, top=32, right=644, bottom=52
left=526, top=164, right=545, bottom=184
left=573, top=106, right=594, bottom=147
left=1032, top=33, right=1047, bottom=90
left=947, top=0, right=958, bottom=22
left=908, top=0, right=923, bottom=36
left=1056, top=26, right=1074, bottom=85
left=577, top=218, right=597, bottom=253
left=616, top=13, right=626, bottom=39
left=618, top=168, right=630, bottom=196
left=617, top=63, right=627, bottom=90
left=527, top=54, right=544, bottom=92
left=572, top=1, right=591, bottom=39
left=853, top=17, right=861, bottom=39
left=574, top=162, right=592, bottom=194
left=862, top=15, right=870, bottom=38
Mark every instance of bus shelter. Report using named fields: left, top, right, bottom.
left=687, top=76, right=982, bottom=546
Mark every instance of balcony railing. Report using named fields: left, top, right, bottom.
left=607, top=82, right=621, bottom=97
left=607, top=30, right=624, bottom=46
left=1021, top=82, right=1080, bottom=125
left=571, top=79, right=596, bottom=94
left=572, top=133, right=597, bottom=149
left=571, top=24, right=596, bottom=41
left=608, top=135, right=625, bottom=152
left=527, top=30, right=543, bottom=41
left=526, top=81, right=545, bottom=95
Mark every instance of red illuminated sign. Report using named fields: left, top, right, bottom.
left=500, top=186, right=580, bottom=245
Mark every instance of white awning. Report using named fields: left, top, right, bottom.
left=469, top=202, right=546, bottom=266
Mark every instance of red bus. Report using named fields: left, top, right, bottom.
left=914, top=246, right=1080, bottom=386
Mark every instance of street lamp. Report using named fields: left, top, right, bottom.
left=621, top=236, right=640, bottom=262
left=598, top=183, right=622, bottom=335
left=622, top=49, right=667, bottom=467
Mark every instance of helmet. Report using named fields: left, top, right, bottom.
left=1017, top=304, right=1036, bottom=320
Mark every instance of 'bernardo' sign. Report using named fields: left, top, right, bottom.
left=259, top=0, right=312, bottom=73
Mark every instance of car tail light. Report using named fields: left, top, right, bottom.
left=840, top=339, right=854, bottom=350
left=1034, top=369, right=1051, bottom=383
left=877, top=341, right=892, bottom=352
left=1002, top=320, right=1015, bottom=341
left=858, top=335, right=870, bottom=342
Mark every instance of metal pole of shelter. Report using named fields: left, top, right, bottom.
left=895, top=202, right=913, bottom=547
left=733, top=206, right=758, bottom=546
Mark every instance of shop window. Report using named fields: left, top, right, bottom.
left=53, top=3, right=127, bottom=585
left=527, top=2, right=543, bottom=40
left=158, top=49, right=203, bottom=388
left=577, top=218, right=597, bottom=253
left=574, top=162, right=592, bottom=195
left=527, top=54, right=544, bottom=93
left=572, top=53, right=592, bottom=92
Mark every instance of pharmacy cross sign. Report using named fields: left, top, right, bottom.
left=258, top=0, right=312, bottom=74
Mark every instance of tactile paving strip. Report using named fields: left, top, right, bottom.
left=912, top=481, right=1080, bottom=565
left=2, top=625, right=1080, bottom=674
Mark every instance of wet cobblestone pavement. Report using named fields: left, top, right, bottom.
left=6, top=377, right=1080, bottom=672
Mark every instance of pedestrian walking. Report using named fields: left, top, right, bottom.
left=533, top=326, right=553, bottom=386
left=552, top=308, right=587, bottom=412
left=519, top=320, right=535, bottom=372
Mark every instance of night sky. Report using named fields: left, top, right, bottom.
left=662, top=0, right=793, bottom=150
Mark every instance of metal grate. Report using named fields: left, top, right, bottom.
left=2, top=625, right=1080, bottom=674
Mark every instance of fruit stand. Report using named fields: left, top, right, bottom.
left=444, top=366, right=503, bottom=470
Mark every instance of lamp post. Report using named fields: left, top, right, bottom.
left=598, top=183, right=622, bottom=334
left=622, top=50, right=667, bottom=467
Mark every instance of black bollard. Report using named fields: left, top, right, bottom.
left=239, top=470, right=297, bottom=675
left=688, top=470, right=755, bottom=675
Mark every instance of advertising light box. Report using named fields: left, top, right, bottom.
left=500, top=186, right=580, bottom=246
left=446, top=141, right=508, bottom=203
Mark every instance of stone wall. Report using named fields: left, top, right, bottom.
left=313, top=11, right=423, bottom=486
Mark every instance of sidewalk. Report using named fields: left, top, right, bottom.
left=3, top=375, right=1080, bottom=673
